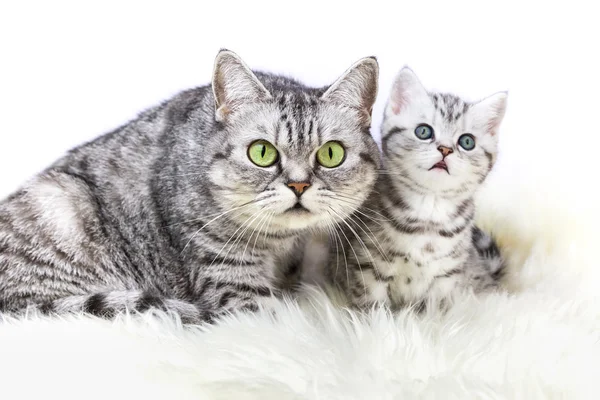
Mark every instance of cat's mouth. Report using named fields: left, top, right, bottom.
left=429, top=160, right=449, bottom=173
left=286, top=202, right=311, bottom=213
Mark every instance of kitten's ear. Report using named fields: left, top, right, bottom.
left=387, top=67, right=429, bottom=115
left=321, top=57, right=379, bottom=126
left=212, top=49, right=272, bottom=122
left=470, top=92, right=508, bottom=136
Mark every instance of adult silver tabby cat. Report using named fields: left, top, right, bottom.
left=326, top=67, right=506, bottom=311
left=0, top=50, right=381, bottom=323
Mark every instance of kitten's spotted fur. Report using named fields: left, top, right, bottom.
left=327, top=67, right=506, bottom=311
left=0, top=50, right=380, bottom=323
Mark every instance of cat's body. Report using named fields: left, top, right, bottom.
left=0, top=50, right=380, bottom=322
left=327, top=68, right=506, bottom=311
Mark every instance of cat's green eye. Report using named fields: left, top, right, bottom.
left=248, top=140, right=279, bottom=167
left=316, top=141, right=345, bottom=168
left=458, top=134, right=476, bottom=150
left=415, top=124, right=434, bottom=140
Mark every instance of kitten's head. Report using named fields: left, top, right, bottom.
left=206, top=50, right=380, bottom=232
left=381, top=67, right=507, bottom=196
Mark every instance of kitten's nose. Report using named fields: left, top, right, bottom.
left=437, top=146, right=454, bottom=157
left=287, top=182, right=311, bottom=197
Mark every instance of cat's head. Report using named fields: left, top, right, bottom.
left=206, top=50, right=380, bottom=232
left=381, top=67, right=507, bottom=196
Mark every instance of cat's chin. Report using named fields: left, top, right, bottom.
left=286, top=203, right=311, bottom=213
left=269, top=211, right=326, bottom=231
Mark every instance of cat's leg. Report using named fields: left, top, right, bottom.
left=189, top=262, right=281, bottom=320
left=20, top=289, right=205, bottom=324
left=0, top=172, right=206, bottom=323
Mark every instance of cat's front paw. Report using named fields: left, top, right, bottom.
left=225, top=295, right=282, bottom=319
left=252, top=295, right=283, bottom=317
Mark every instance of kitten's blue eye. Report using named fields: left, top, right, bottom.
left=414, top=124, right=434, bottom=140
left=458, top=134, right=476, bottom=150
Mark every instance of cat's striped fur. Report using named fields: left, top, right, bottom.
left=0, top=50, right=380, bottom=323
left=327, top=67, right=506, bottom=311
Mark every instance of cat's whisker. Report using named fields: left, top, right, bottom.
left=205, top=208, right=264, bottom=269
left=321, top=191, right=361, bottom=203
left=260, top=212, right=276, bottom=249
left=331, top=193, right=390, bottom=222
left=326, top=210, right=348, bottom=289
left=170, top=199, right=258, bottom=228
left=375, top=171, right=410, bottom=176
left=241, top=209, right=271, bottom=266
left=351, top=208, right=389, bottom=226
left=225, top=208, right=269, bottom=267
left=324, top=196, right=389, bottom=224
left=330, top=204, right=382, bottom=269
left=179, top=197, right=277, bottom=256
left=180, top=207, right=252, bottom=255
left=326, top=222, right=341, bottom=284
left=169, top=173, right=206, bottom=178
left=335, top=187, right=379, bottom=198
left=341, top=210, right=390, bottom=264
left=251, top=211, right=273, bottom=259
left=328, top=207, right=368, bottom=301
left=321, top=193, right=361, bottom=206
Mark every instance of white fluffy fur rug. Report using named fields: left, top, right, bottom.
left=1, top=164, right=599, bottom=400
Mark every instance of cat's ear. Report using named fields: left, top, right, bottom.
left=212, top=49, right=272, bottom=122
left=321, top=57, right=379, bottom=126
left=387, top=67, right=430, bottom=115
left=470, top=92, right=508, bottom=136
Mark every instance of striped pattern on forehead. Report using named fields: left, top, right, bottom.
left=430, top=92, right=470, bottom=123
left=275, top=92, right=320, bottom=149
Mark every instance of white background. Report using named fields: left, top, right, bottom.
left=1, top=1, right=598, bottom=206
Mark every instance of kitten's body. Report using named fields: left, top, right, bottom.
left=0, top=51, right=380, bottom=322
left=327, top=69, right=506, bottom=310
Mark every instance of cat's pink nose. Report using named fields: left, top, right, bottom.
left=437, top=146, right=454, bottom=157
left=287, top=182, right=311, bottom=196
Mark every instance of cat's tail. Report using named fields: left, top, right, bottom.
left=471, top=225, right=505, bottom=279
left=29, top=290, right=210, bottom=324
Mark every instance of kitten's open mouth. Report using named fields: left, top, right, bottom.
left=286, top=202, right=310, bottom=213
left=429, top=161, right=449, bottom=173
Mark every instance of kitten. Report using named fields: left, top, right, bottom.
left=326, top=67, right=506, bottom=311
left=0, top=50, right=381, bottom=323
